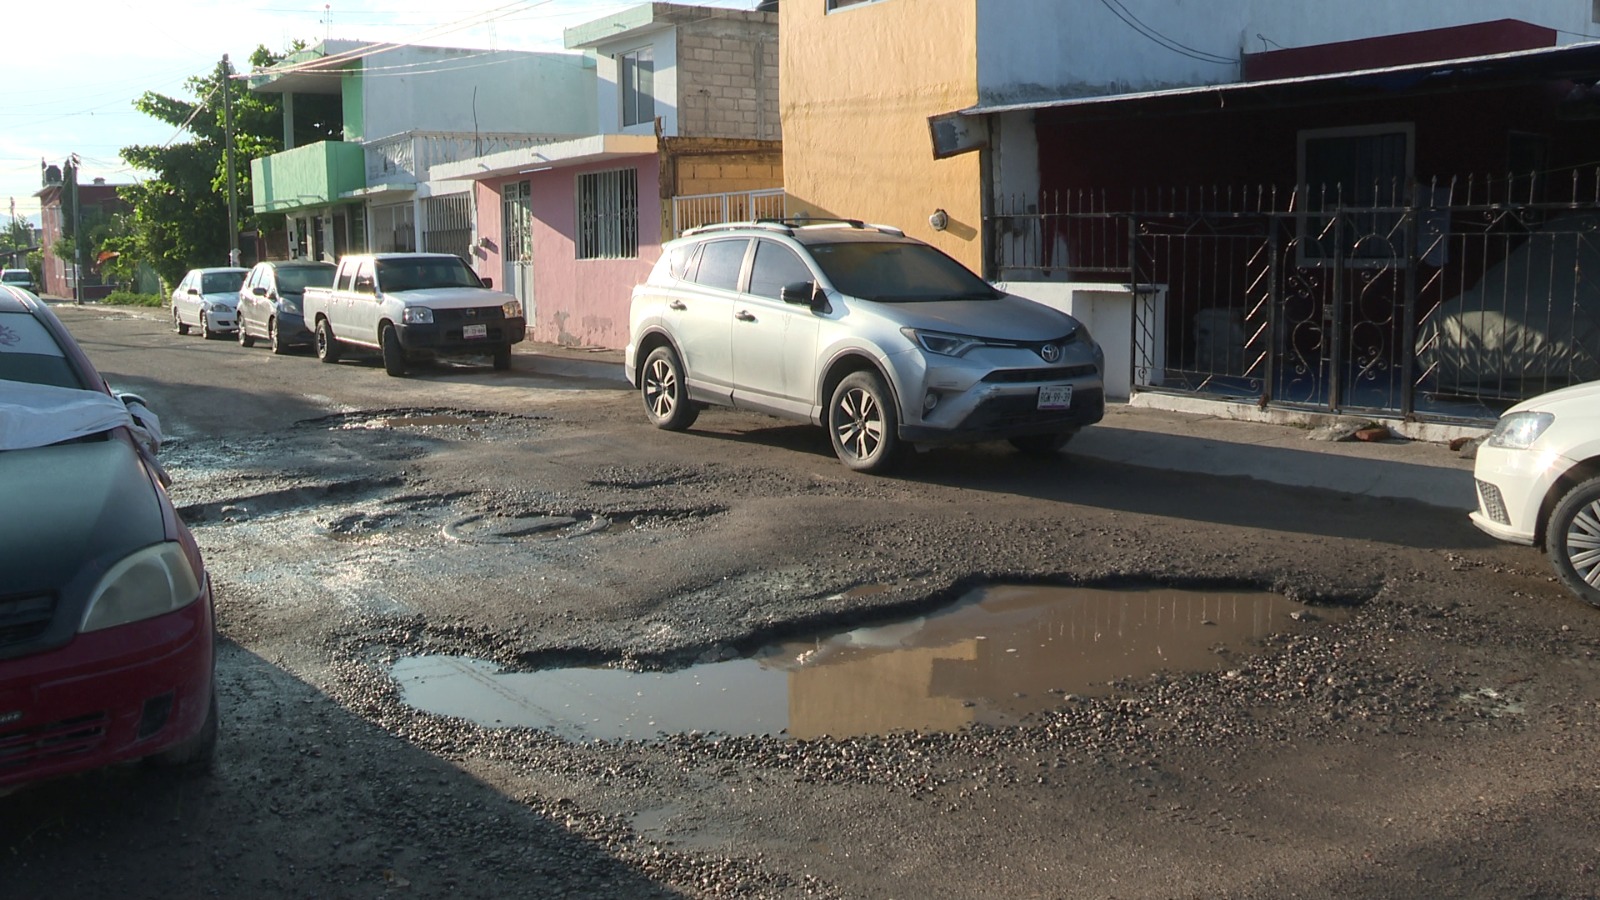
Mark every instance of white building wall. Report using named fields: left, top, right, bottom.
left=975, top=0, right=1595, bottom=105
left=360, top=47, right=597, bottom=139
left=585, top=27, right=682, bottom=136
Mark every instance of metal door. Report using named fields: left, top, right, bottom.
left=501, top=181, right=534, bottom=316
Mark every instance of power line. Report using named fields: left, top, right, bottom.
left=1096, top=0, right=1235, bottom=66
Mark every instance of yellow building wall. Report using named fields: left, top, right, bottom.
left=780, top=0, right=982, bottom=270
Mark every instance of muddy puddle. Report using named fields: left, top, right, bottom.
left=391, top=584, right=1346, bottom=741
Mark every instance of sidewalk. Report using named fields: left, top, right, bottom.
left=517, top=341, right=1483, bottom=511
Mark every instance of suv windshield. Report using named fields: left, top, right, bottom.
left=807, top=241, right=999, bottom=302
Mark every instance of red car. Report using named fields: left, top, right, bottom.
left=0, top=285, right=218, bottom=791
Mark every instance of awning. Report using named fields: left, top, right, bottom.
left=432, top=134, right=660, bottom=183
left=956, top=39, right=1600, bottom=118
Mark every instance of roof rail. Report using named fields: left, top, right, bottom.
left=682, top=220, right=794, bottom=237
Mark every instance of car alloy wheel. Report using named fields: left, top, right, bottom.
left=828, top=370, right=900, bottom=473
left=269, top=318, right=287, bottom=355
left=174, top=308, right=189, bottom=335
left=238, top=320, right=255, bottom=348
left=642, top=345, right=698, bottom=431
left=1548, top=475, right=1600, bottom=608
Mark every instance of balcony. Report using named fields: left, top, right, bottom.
left=251, top=141, right=367, bottom=214
left=364, top=131, right=578, bottom=188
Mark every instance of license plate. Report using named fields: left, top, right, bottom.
left=463, top=323, right=487, bottom=339
left=1037, top=384, right=1073, bottom=410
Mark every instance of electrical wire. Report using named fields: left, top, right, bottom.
left=1097, top=0, right=1235, bottom=65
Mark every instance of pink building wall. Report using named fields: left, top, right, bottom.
left=470, top=156, right=661, bottom=350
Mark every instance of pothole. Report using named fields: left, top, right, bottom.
left=441, top=507, right=724, bottom=544
left=390, top=583, right=1347, bottom=741
left=178, top=477, right=406, bottom=523
left=299, top=408, right=542, bottom=432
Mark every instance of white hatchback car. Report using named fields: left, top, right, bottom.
left=1471, top=379, right=1600, bottom=607
left=626, top=220, right=1105, bottom=473
left=171, top=267, right=248, bottom=339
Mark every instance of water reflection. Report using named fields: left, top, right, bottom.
left=393, top=585, right=1341, bottom=740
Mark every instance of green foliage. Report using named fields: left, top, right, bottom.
left=101, top=290, right=165, bottom=307
left=117, top=46, right=298, bottom=287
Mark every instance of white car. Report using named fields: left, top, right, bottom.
left=1471, top=379, right=1600, bottom=607
left=171, top=267, right=248, bottom=339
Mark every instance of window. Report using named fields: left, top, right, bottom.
left=576, top=168, right=640, bottom=260
left=1297, top=123, right=1413, bottom=266
left=747, top=241, right=813, bottom=300
left=620, top=47, right=655, bottom=128
left=827, top=0, right=883, bottom=10
left=690, top=239, right=750, bottom=292
left=353, top=259, right=376, bottom=295
left=202, top=271, right=245, bottom=294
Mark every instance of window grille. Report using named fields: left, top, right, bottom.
left=576, top=169, right=639, bottom=260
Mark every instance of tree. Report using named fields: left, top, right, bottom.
left=117, top=47, right=286, bottom=287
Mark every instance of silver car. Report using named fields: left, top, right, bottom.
left=626, top=220, right=1105, bottom=473
left=171, top=266, right=248, bottom=339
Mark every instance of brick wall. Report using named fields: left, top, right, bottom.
left=675, top=11, right=780, bottom=141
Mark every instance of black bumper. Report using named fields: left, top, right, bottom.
left=396, top=316, right=526, bottom=351
left=900, top=389, right=1106, bottom=444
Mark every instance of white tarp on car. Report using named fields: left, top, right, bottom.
left=1419, top=214, right=1600, bottom=398
left=0, top=379, right=161, bottom=452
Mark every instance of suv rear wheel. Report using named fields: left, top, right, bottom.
left=829, top=371, right=900, bottom=473
left=642, top=346, right=698, bottom=431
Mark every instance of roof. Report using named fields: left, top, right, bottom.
left=957, top=39, right=1600, bottom=117
left=432, top=134, right=659, bottom=182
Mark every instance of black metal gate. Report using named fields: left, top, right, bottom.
left=992, top=180, right=1600, bottom=423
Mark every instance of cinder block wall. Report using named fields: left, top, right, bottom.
left=675, top=10, right=780, bottom=141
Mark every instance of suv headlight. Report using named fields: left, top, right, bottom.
left=502, top=300, right=523, bottom=319
left=80, top=542, right=202, bottom=632
left=902, top=328, right=982, bottom=357
left=402, top=306, right=434, bottom=325
left=1071, top=322, right=1095, bottom=347
left=1486, top=411, right=1554, bottom=450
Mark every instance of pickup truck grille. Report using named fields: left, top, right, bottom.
left=433, top=307, right=506, bottom=325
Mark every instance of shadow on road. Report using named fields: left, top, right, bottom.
left=0, top=641, right=681, bottom=900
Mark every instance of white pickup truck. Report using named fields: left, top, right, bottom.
left=302, top=252, right=525, bottom=376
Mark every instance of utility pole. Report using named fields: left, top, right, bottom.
left=63, top=154, right=82, bottom=304
left=222, top=54, right=240, bottom=267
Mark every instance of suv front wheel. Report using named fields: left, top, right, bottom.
left=642, top=345, right=699, bottom=431
left=829, top=371, right=900, bottom=473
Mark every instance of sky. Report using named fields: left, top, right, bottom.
left=1, top=0, right=760, bottom=227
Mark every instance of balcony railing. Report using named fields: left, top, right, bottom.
left=672, top=189, right=787, bottom=237
left=364, top=131, right=576, bottom=186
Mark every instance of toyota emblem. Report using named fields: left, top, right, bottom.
left=1040, top=343, right=1061, bottom=363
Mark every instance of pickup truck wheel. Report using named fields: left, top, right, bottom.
left=828, top=371, right=900, bottom=474
left=237, top=320, right=255, bottom=348
left=268, top=318, right=288, bottom=355
left=1547, top=476, right=1600, bottom=608
left=173, top=308, right=190, bottom=335
left=381, top=324, right=408, bottom=377
left=492, top=346, right=512, bottom=371
left=642, top=346, right=698, bottom=431
left=315, top=318, right=342, bottom=364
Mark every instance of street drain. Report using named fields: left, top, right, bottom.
left=391, top=584, right=1345, bottom=741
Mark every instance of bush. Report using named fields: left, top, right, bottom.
left=101, top=291, right=166, bottom=307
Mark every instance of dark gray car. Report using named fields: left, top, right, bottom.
left=237, top=260, right=337, bottom=354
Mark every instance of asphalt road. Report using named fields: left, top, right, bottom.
left=3, top=302, right=1598, bottom=899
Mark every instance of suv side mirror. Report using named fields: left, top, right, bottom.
left=780, top=281, right=817, bottom=306
left=252, top=286, right=269, bottom=297
left=481, top=276, right=494, bottom=289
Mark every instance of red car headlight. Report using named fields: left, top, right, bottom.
left=80, top=542, right=203, bottom=633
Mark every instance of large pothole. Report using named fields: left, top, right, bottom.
left=390, top=583, right=1348, bottom=741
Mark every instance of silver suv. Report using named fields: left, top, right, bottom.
left=626, top=220, right=1105, bottom=473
